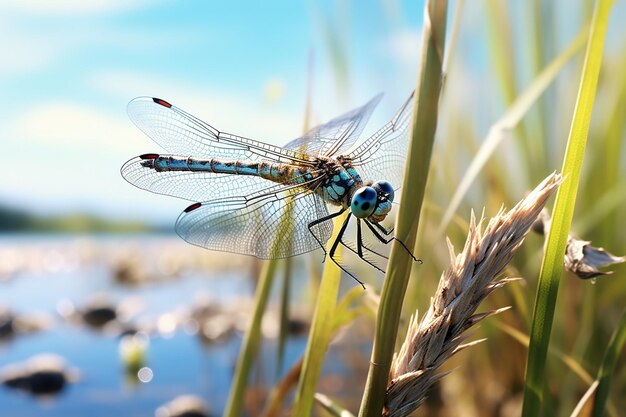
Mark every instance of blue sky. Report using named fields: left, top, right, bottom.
left=1, top=0, right=624, bottom=224
left=0, top=0, right=427, bottom=223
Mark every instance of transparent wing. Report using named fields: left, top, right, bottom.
left=283, top=94, right=382, bottom=157
left=175, top=182, right=333, bottom=259
left=348, top=92, right=414, bottom=189
left=121, top=154, right=272, bottom=202
left=128, top=97, right=317, bottom=165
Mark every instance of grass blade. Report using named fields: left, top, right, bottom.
left=260, top=287, right=374, bottom=417
left=260, top=359, right=303, bottom=417
left=592, top=308, right=626, bottom=417
left=224, top=182, right=301, bottom=416
left=291, top=212, right=346, bottom=416
left=223, top=259, right=278, bottom=417
left=570, top=380, right=599, bottom=417
left=437, top=27, right=587, bottom=235
left=521, top=1, right=615, bottom=415
left=357, top=1, right=448, bottom=416
left=276, top=258, right=291, bottom=376
left=315, top=393, right=356, bottom=417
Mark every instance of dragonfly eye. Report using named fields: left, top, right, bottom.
left=373, top=180, right=395, bottom=203
left=351, top=186, right=377, bottom=218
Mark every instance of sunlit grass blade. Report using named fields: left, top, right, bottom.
left=224, top=189, right=299, bottom=416
left=223, top=259, right=279, bottom=417
left=291, top=212, right=347, bottom=416
left=437, top=27, right=587, bottom=235
left=357, top=1, right=448, bottom=416
left=260, top=287, right=374, bottom=416
left=484, top=0, right=518, bottom=105
left=521, top=1, right=615, bottom=415
left=592, top=308, right=626, bottom=417
left=441, top=0, right=464, bottom=85
left=570, top=381, right=599, bottom=417
left=260, top=358, right=303, bottom=417
left=276, top=258, right=290, bottom=376
left=314, top=393, right=356, bottom=417
left=498, top=322, right=594, bottom=385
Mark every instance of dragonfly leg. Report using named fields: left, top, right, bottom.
left=307, top=208, right=347, bottom=259
left=364, top=220, right=421, bottom=263
left=373, top=221, right=394, bottom=236
left=355, top=221, right=386, bottom=271
left=328, top=213, right=366, bottom=289
left=356, top=219, right=364, bottom=258
left=356, top=218, right=389, bottom=260
left=337, top=234, right=387, bottom=275
left=360, top=241, right=389, bottom=260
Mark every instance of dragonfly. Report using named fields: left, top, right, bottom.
left=121, top=92, right=418, bottom=287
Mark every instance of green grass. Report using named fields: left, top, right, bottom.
left=292, top=213, right=346, bottom=416
left=522, top=1, right=615, bottom=415
left=223, top=258, right=279, bottom=417
left=219, top=0, right=626, bottom=415
left=358, top=1, right=448, bottom=416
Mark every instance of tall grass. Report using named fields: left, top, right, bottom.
left=292, top=213, right=346, bottom=416
left=358, top=1, right=448, bottom=415
left=219, top=0, right=626, bottom=415
left=522, top=1, right=615, bottom=415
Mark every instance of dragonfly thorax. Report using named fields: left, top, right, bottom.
left=350, top=180, right=395, bottom=223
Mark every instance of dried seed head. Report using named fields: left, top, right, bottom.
left=385, top=173, right=563, bottom=417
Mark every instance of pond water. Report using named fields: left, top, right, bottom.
left=0, top=235, right=371, bottom=416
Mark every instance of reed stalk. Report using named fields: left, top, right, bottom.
left=521, top=0, right=615, bottom=415
left=292, top=212, right=347, bottom=416
left=357, top=1, right=448, bottom=415
left=592, top=308, right=626, bottom=417
left=224, top=188, right=300, bottom=417
left=223, top=259, right=278, bottom=417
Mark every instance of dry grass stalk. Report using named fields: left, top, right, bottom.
left=384, top=172, right=563, bottom=417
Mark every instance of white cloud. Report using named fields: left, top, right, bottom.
left=0, top=0, right=154, bottom=15
left=10, top=103, right=145, bottom=154
left=91, top=70, right=304, bottom=144
left=0, top=19, right=68, bottom=75
left=384, top=29, right=421, bottom=72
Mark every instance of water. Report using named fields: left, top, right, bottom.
left=0, top=235, right=369, bottom=416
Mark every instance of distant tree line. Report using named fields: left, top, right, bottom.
left=0, top=204, right=164, bottom=233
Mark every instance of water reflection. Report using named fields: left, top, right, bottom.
left=155, top=394, right=212, bottom=417
left=0, top=354, right=79, bottom=397
left=0, top=235, right=365, bottom=415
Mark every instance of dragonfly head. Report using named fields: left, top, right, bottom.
left=350, top=180, right=395, bottom=222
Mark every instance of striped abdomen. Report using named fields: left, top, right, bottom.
left=139, top=154, right=318, bottom=185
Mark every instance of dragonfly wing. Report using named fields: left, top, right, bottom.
left=121, top=155, right=271, bottom=202
left=175, top=183, right=332, bottom=259
left=128, top=97, right=316, bottom=165
left=348, top=92, right=414, bottom=190
left=283, top=93, right=382, bottom=157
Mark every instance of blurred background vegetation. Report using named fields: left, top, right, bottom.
left=0, top=0, right=625, bottom=416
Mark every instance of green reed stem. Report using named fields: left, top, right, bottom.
left=521, top=1, right=614, bottom=415
left=292, top=213, right=346, bottom=416
left=592, top=308, right=626, bottom=417
left=223, top=259, right=278, bottom=417
left=357, top=1, right=448, bottom=416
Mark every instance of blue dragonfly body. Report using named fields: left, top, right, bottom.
left=121, top=93, right=416, bottom=286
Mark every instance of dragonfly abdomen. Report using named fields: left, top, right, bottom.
left=139, top=154, right=317, bottom=184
